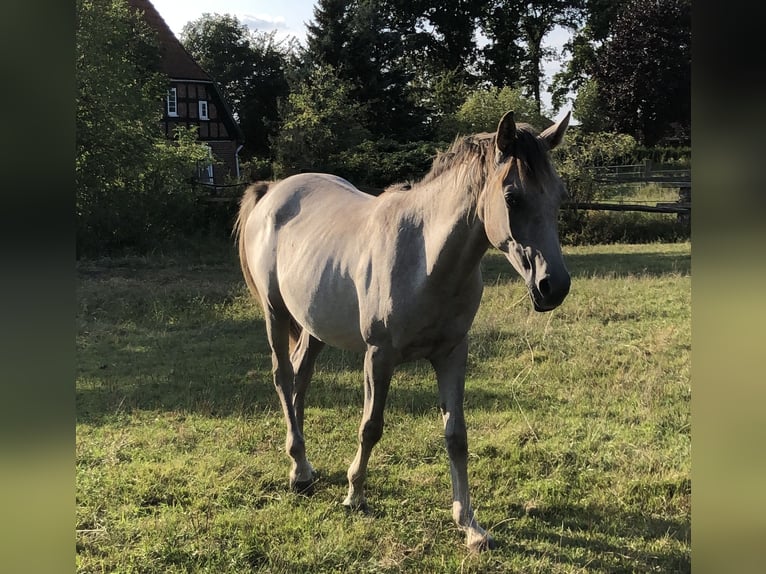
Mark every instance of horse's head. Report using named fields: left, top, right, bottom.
left=480, top=110, right=571, bottom=312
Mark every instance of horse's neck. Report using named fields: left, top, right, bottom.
left=401, top=173, right=490, bottom=281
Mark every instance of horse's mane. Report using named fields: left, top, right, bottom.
left=410, top=123, right=555, bottom=197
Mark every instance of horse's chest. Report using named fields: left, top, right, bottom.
left=382, top=281, right=483, bottom=360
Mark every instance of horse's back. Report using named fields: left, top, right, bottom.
left=264, top=172, right=371, bottom=213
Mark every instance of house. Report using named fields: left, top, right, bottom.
left=128, top=0, right=245, bottom=185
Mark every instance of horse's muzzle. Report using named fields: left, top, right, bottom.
left=529, top=273, right=571, bottom=312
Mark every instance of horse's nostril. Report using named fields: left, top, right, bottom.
left=538, top=277, right=551, bottom=297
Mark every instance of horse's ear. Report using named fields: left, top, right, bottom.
left=540, top=110, right=571, bottom=150
left=495, top=111, right=516, bottom=156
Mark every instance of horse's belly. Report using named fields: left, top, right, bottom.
left=281, top=272, right=367, bottom=353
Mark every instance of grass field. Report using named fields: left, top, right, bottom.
left=76, top=242, right=691, bottom=573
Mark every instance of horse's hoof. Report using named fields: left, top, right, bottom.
left=467, top=533, right=496, bottom=553
left=342, top=498, right=370, bottom=514
left=290, top=477, right=316, bottom=495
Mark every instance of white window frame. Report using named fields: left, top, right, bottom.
left=198, top=100, right=209, bottom=120
left=167, top=87, right=178, bottom=117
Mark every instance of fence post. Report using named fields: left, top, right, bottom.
left=643, top=158, right=652, bottom=178
left=678, top=184, right=691, bottom=226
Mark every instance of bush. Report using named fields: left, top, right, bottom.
left=76, top=127, right=213, bottom=257
left=560, top=210, right=690, bottom=245
left=331, top=139, right=443, bottom=188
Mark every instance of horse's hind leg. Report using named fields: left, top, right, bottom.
left=431, top=338, right=495, bottom=552
left=289, top=329, right=325, bottom=490
left=263, top=308, right=315, bottom=492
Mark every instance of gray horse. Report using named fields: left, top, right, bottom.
left=235, top=111, right=571, bottom=551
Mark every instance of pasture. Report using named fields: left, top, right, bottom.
left=76, top=242, right=690, bottom=573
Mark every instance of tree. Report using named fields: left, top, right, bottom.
left=77, top=0, right=163, bottom=199
left=77, top=0, right=211, bottom=255
left=304, top=0, right=427, bottom=141
left=479, top=1, right=525, bottom=89
left=405, top=0, right=486, bottom=81
left=571, top=77, right=608, bottom=132
left=273, top=65, right=371, bottom=176
left=549, top=0, right=628, bottom=110
left=181, top=15, right=293, bottom=158
left=77, top=0, right=164, bottom=252
left=454, top=86, right=548, bottom=134
left=594, top=0, right=691, bottom=145
left=516, top=1, right=585, bottom=116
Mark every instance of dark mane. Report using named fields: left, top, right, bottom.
left=418, top=123, right=555, bottom=193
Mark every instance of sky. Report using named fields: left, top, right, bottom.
left=150, top=0, right=572, bottom=118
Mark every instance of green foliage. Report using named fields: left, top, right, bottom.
left=332, top=140, right=443, bottom=188
left=594, top=0, right=691, bottom=145
left=478, top=1, right=524, bottom=88
left=634, top=146, right=691, bottom=168
left=560, top=211, right=690, bottom=245
left=273, top=65, right=371, bottom=177
left=454, top=86, right=547, bottom=135
left=305, top=0, right=426, bottom=141
left=571, top=78, right=608, bottom=132
left=76, top=0, right=165, bottom=224
left=554, top=129, right=639, bottom=202
left=513, top=1, right=586, bottom=114
left=78, top=126, right=214, bottom=256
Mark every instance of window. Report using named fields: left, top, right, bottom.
left=198, top=145, right=214, bottom=183
left=198, top=100, right=209, bottom=120
left=167, top=88, right=178, bottom=117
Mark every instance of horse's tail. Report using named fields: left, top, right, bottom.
left=234, top=181, right=269, bottom=300
left=234, top=181, right=303, bottom=354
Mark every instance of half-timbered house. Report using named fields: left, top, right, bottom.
left=128, top=0, right=245, bottom=185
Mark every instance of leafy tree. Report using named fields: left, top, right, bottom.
left=76, top=0, right=163, bottom=205
left=479, top=1, right=525, bottom=89
left=181, top=15, right=293, bottom=158
left=516, top=1, right=585, bottom=115
left=594, top=0, right=691, bottom=145
left=304, top=0, right=351, bottom=70
left=405, top=0, right=486, bottom=81
left=304, top=0, right=485, bottom=141
left=273, top=65, right=371, bottom=176
left=77, top=0, right=211, bottom=255
left=571, top=77, right=608, bottom=132
left=549, top=0, right=627, bottom=110
left=454, top=86, right=548, bottom=134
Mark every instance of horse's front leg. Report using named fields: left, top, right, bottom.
left=343, top=345, right=393, bottom=512
left=431, top=338, right=496, bottom=552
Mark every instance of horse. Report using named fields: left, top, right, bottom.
left=234, top=110, right=571, bottom=551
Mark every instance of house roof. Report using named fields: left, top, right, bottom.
left=127, top=0, right=245, bottom=144
left=127, top=0, right=212, bottom=81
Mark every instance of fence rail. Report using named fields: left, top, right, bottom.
left=199, top=160, right=692, bottom=223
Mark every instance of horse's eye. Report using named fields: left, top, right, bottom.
left=504, top=189, right=523, bottom=209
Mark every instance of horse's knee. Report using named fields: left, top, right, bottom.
left=445, top=427, right=468, bottom=458
left=360, top=418, right=384, bottom=446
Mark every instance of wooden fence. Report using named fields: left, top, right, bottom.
left=200, top=159, right=691, bottom=223
left=573, top=159, right=691, bottom=223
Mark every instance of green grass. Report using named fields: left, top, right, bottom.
left=77, top=242, right=691, bottom=573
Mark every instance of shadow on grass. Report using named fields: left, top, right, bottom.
left=495, top=501, right=691, bottom=573
left=76, top=316, right=518, bottom=426
left=77, top=246, right=689, bottom=426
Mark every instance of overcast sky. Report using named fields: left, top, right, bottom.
left=150, top=0, right=572, bottom=117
